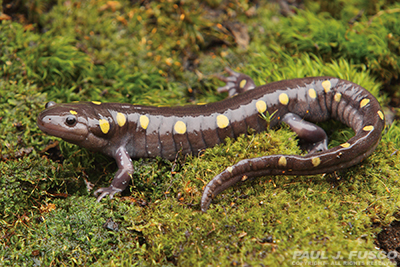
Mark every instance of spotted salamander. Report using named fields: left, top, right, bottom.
left=37, top=68, right=385, bottom=212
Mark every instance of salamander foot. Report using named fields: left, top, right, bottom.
left=216, top=67, right=256, bottom=96
left=94, top=185, right=123, bottom=202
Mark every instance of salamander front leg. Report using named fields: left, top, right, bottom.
left=217, top=67, right=256, bottom=96
left=281, top=113, right=328, bottom=154
left=94, top=147, right=134, bottom=202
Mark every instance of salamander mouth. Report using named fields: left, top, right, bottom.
left=37, top=113, right=88, bottom=142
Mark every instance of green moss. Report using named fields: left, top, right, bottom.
left=275, top=4, right=400, bottom=82
left=1, top=0, right=399, bottom=265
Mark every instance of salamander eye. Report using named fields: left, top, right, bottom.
left=45, top=101, right=56, bottom=109
left=65, top=116, right=77, bottom=126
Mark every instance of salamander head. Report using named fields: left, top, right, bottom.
left=37, top=101, right=108, bottom=149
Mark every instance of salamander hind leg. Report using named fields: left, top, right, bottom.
left=217, top=67, right=256, bottom=97
left=281, top=113, right=328, bottom=154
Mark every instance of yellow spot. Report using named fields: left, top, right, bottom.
left=140, top=115, right=149, bottom=130
left=256, top=100, right=267, bottom=113
left=99, top=119, right=110, bottom=134
left=377, top=110, right=384, bottom=120
left=216, top=115, right=230, bottom=129
left=279, top=93, right=289, bottom=105
left=360, top=98, right=370, bottom=108
left=241, top=175, right=248, bottom=181
left=227, top=166, right=233, bottom=173
left=363, top=125, right=374, bottom=132
left=278, top=156, right=287, bottom=167
left=92, top=101, right=101, bottom=105
left=311, top=157, right=321, bottom=167
left=116, top=112, right=126, bottom=127
left=174, top=120, right=187, bottom=134
left=321, top=80, right=331, bottom=93
left=239, top=79, right=247, bottom=88
left=340, top=142, right=350, bottom=148
left=308, top=88, right=317, bottom=99
left=334, top=93, right=342, bottom=102
left=69, top=110, right=77, bottom=115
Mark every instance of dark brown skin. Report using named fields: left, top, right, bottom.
left=37, top=68, right=385, bottom=212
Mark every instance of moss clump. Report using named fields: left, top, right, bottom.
left=276, top=5, right=400, bottom=82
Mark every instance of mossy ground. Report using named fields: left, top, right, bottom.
left=1, top=0, right=400, bottom=265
